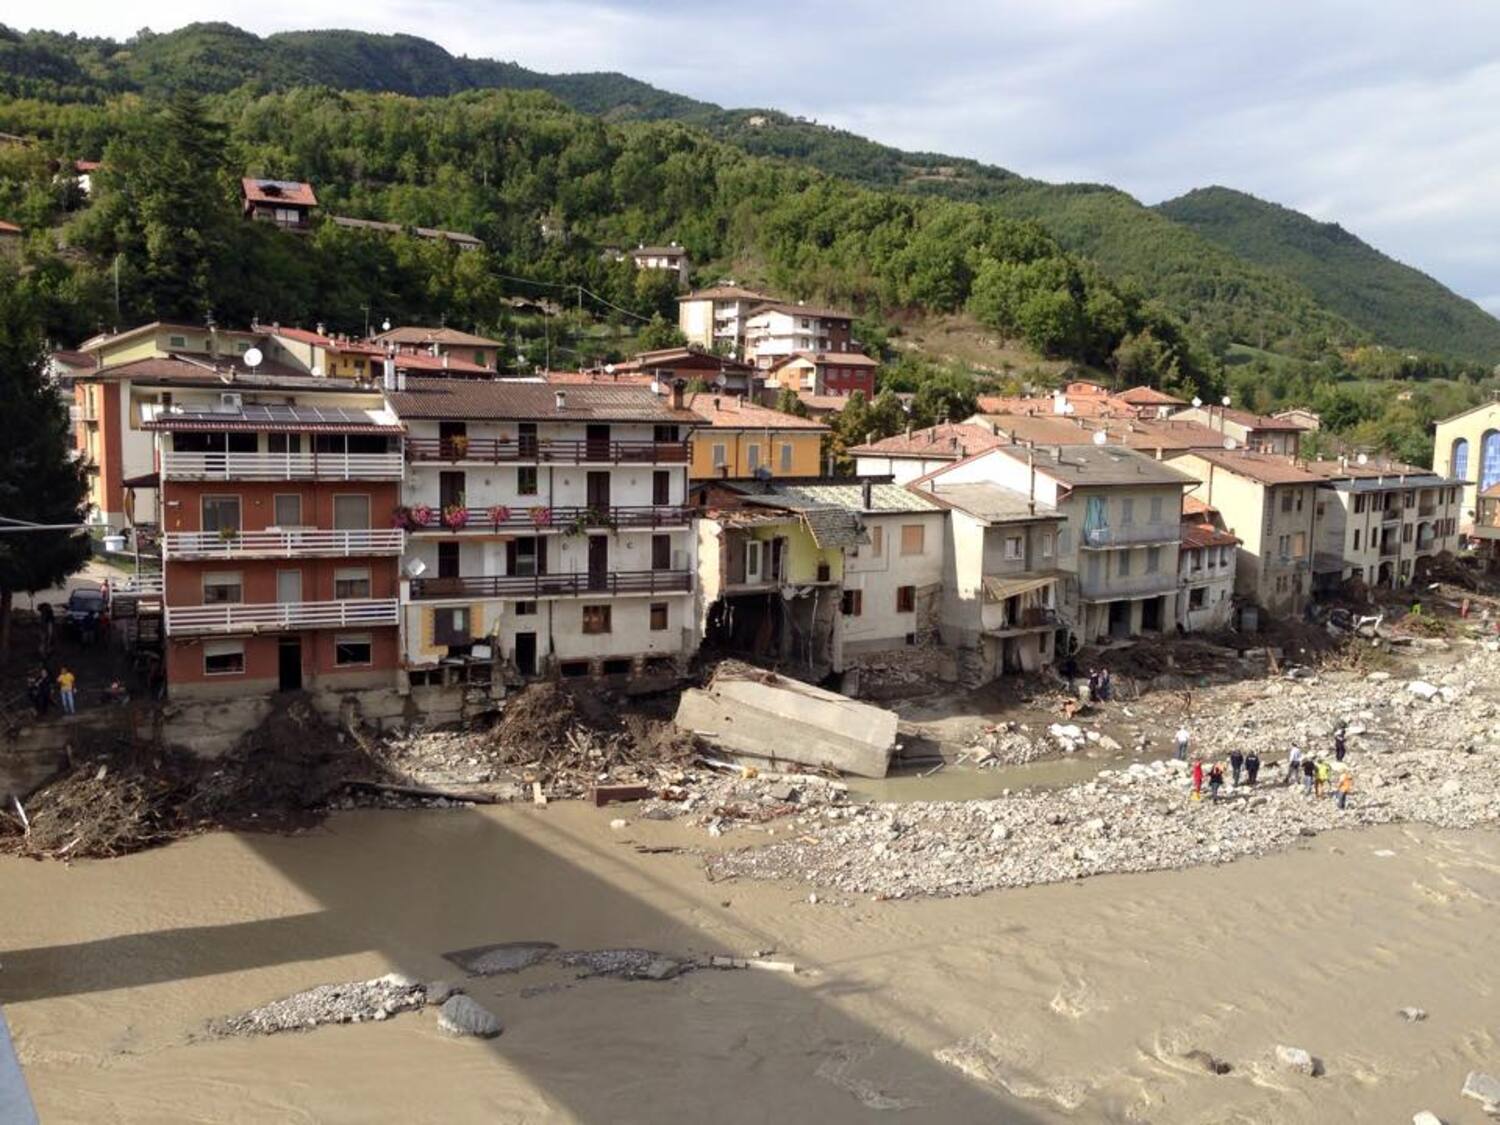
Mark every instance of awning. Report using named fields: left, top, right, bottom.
left=122, top=471, right=159, bottom=489
left=981, top=574, right=1058, bottom=603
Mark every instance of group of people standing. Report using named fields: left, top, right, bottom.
left=1177, top=725, right=1355, bottom=809
left=27, top=665, right=77, bottom=716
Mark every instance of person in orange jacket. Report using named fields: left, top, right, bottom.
left=1336, top=771, right=1353, bottom=811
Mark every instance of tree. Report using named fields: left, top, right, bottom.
left=0, top=271, right=91, bottom=653
left=636, top=313, right=686, bottom=351
left=910, top=370, right=978, bottom=428
left=774, top=388, right=809, bottom=418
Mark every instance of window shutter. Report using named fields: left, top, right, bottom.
left=537, top=538, right=548, bottom=575
left=506, top=540, right=518, bottom=574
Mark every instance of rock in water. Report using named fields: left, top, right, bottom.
left=1275, top=1045, right=1318, bottom=1076
left=1398, top=1006, right=1428, bottom=1022
left=437, top=994, right=503, bottom=1038
left=1462, top=1071, right=1500, bottom=1107
left=1411, top=1112, right=1443, bottom=1125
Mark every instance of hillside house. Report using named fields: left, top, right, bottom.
left=241, top=178, right=317, bottom=231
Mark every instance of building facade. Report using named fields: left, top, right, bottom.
left=685, top=393, right=828, bottom=479
left=676, top=285, right=774, bottom=358
left=742, top=303, right=854, bottom=368
left=1433, top=400, right=1500, bottom=531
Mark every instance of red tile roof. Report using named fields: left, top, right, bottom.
left=1181, top=521, right=1240, bottom=549
left=0, top=220, right=21, bottom=234
left=392, top=352, right=493, bottom=375
left=1175, top=449, right=1324, bottom=485
left=772, top=351, right=880, bottom=368
left=241, top=178, right=318, bottom=207
left=389, top=378, right=702, bottom=423
left=544, top=370, right=656, bottom=386
left=747, top=301, right=854, bottom=322
left=1115, top=385, right=1187, bottom=406
left=677, top=285, right=774, bottom=302
left=1182, top=495, right=1217, bottom=516
left=850, top=422, right=1006, bottom=459
left=686, top=392, right=828, bottom=431
left=372, top=325, right=502, bottom=348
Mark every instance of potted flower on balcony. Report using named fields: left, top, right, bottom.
left=441, top=504, right=470, bottom=531
left=391, top=504, right=411, bottom=529
left=217, top=525, right=239, bottom=543
left=448, top=433, right=470, bottom=460
left=528, top=505, right=553, bottom=528
left=487, top=504, right=512, bottom=530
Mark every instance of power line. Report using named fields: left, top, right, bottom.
left=491, top=271, right=655, bottom=325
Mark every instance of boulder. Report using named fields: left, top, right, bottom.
left=1411, top=1113, right=1443, bottom=1125
left=1397, top=1007, right=1427, bottom=1022
left=437, top=994, right=503, bottom=1039
left=1275, top=1044, right=1319, bottom=1076
left=1407, top=682, right=1440, bottom=701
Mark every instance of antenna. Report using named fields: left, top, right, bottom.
left=243, top=347, right=263, bottom=369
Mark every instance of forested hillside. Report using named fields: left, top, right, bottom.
left=1157, top=187, right=1500, bottom=364
left=5, top=22, right=1498, bottom=366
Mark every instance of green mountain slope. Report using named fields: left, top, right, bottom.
left=1156, top=187, right=1500, bottom=364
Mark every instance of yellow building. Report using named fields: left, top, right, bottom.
left=1433, top=400, right=1500, bottom=528
left=78, top=321, right=264, bottom=368
left=685, top=392, right=827, bottom=479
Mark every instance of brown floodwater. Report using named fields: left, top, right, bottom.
left=3, top=804, right=1498, bottom=1123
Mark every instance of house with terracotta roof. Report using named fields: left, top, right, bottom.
left=686, top=392, right=828, bottom=480
left=851, top=423, right=1006, bottom=484
left=1114, top=385, right=1189, bottom=419
left=1178, top=498, right=1239, bottom=631
left=1167, top=449, right=1323, bottom=613
left=676, top=284, right=776, bottom=357
left=240, top=178, right=317, bottom=231
left=370, top=325, right=503, bottom=370
left=628, top=242, right=691, bottom=286
left=742, top=301, right=855, bottom=368
left=1174, top=405, right=1305, bottom=456
left=613, top=345, right=760, bottom=396
left=0, top=219, right=20, bottom=256
left=765, top=351, right=880, bottom=400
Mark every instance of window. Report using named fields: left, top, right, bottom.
left=1278, top=534, right=1290, bottom=559
left=712, top=443, right=727, bottom=468
left=518, top=466, right=539, bottom=496
left=841, top=589, right=863, bottom=616
left=1220, top=546, right=1230, bottom=566
left=335, top=635, right=372, bottom=666
left=1452, top=439, right=1470, bottom=481
left=202, top=571, right=242, bottom=604
left=437, top=541, right=460, bottom=579
left=335, top=567, right=371, bottom=599
left=745, top=540, right=764, bottom=580
left=582, top=605, right=612, bottom=634
left=272, top=494, right=302, bottom=527
left=474, top=349, right=486, bottom=366
left=1296, top=491, right=1304, bottom=512
left=512, top=537, right=540, bottom=577
left=1003, top=535, right=1023, bottom=560
left=652, top=470, right=670, bottom=506
left=514, top=601, right=537, bottom=616
left=1188, top=586, right=1206, bottom=609
left=203, top=640, right=244, bottom=675
left=333, top=495, right=370, bottom=530
left=900, top=524, right=925, bottom=556
left=1280, top=491, right=1293, bottom=513
left=1355, top=495, right=1366, bottom=514
left=1353, top=529, right=1361, bottom=550
left=268, top=433, right=301, bottom=454
left=1402, top=523, right=1413, bottom=543
left=652, top=534, right=671, bottom=570
left=1292, top=532, right=1306, bottom=557
left=1040, top=533, right=1053, bottom=558
left=1146, top=546, right=1160, bottom=573
left=896, top=585, right=916, bottom=613
left=1317, top=502, right=1326, bottom=519
left=276, top=569, right=302, bottom=604
left=649, top=602, right=669, bottom=631
left=1117, top=550, right=1132, bottom=577
left=168, top=334, right=187, bottom=349
left=434, top=607, right=470, bottom=645
left=1121, top=498, right=1135, bottom=525
left=202, top=495, right=241, bottom=533
left=780, top=443, right=793, bottom=472
left=1149, top=496, right=1162, bottom=524
left=747, top=444, right=761, bottom=471
left=870, top=526, right=884, bottom=558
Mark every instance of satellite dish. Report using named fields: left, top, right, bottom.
left=1356, top=452, right=1368, bottom=465
left=1223, top=437, right=1236, bottom=450
left=1092, top=430, right=1107, bottom=445
left=1221, top=395, right=1232, bottom=407
left=715, top=372, right=729, bottom=388
left=1191, top=396, right=1203, bottom=409
left=403, top=557, right=427, bottom=578
left=382, top=318, right=392, bottom=332
left=605, top=363, right=616, bottom=375
left=243, top=347, right=263, bottom=369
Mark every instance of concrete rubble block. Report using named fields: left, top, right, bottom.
left=1411, top=1112, right=1443, bottom=1125
left=1275, top=1045, right=1320, bottom=1076
left=424, top=981, right=460, bottom=1006
left=436, top=994, right=503, bottom=1039
left=675, top=670, right=898, bottom=779
left=1462, top=1071, right=1500, bottom=1106
left=442, top=941, right=557, bottom=976
left=1407, top=681, right=1441, bottom=702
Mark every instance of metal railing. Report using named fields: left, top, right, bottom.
left=403, top=505, right=694, bottom=533
left=404, top=438, right=690, bottom=465
left=165, top=597, right=399, bottom=635
left=1080, top=524, right=1181, bottom=549
left=163, top=528, right=405, bottom=558
left=160, top=451, right=405, bottom=480
left=410, top=569, right=692, bottom=600
left=107, top=574, right=164, bottom=595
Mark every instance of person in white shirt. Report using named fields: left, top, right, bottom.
left=1174, top=727, right=1190, bottom=761
left=1284, top=745, right=1303, bottom=786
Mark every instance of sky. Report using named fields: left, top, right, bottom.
left=21, top=1, right=1500, bottom=315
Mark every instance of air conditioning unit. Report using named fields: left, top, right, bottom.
left=217, top=392, right=244, bottom=412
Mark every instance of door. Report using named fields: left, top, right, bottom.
left=515, top=632, right=538, bottom=678
left=278, top=636, right=302, bottom=692
left=586, top=471, right=611, bottom=513
left=588, top=535, right=608, bottom=591
left=518, top=422, right=538, bottom=460
left=438, top=421, right=467, bottom=459
left=276, top=569, right=303, bottom=605
left=586, top=423, right=611, bottom=462
left=439, top=471, right=466, bottom=511
left=652, top=470, right=670, bottom=506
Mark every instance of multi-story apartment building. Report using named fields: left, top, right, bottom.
left=742, top=302, right=854, bottom=368
left=1432, top=399, right=1500, bottom=529
left=685, top=393, right=828, bottom=480
left=143, top=392, right=405, bottom=699
left=628, top=242, right=691, bottom=286
left=764, top=351, right=880, bottom=400
left=907, top=443, right=1193, bottom=643
left=1174, top=405, right=1305, bottom=456
left=385, top=378, right=701, bottom=683
left=1169, top=450, right=1320, bottom=615
left=676, top=285, right=775, bottom=358
left=907, top=477, right=1066, bottom=679
left=1301, top=457, right=1461, bottom=590
left=1178, top=498, right=1238, bottom=631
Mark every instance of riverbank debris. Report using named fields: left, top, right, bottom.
left=207, top=973, right=433, bottom=1037
left=436, top=994, right=503, bottom=1038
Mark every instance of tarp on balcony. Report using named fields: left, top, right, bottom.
left=981, top=574, right=1058, bottom=603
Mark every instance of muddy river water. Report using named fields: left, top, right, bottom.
left=3, top=803, right=1498, bottom=1123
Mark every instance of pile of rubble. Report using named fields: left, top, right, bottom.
left=207, top=974, right=447, bottom=1037
left=701, top=643, right=1500, bottom=899
left=638, top=767, right=848, bottom=837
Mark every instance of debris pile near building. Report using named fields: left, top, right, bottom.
left=207, top=973, right=442, bottom=1037
left=703, top=642, right=1500, bottom=899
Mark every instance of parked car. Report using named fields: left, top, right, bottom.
left=62, top=586, right=106, bottom=629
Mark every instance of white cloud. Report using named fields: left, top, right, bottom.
left=13, top=0, right=1500, bottom=315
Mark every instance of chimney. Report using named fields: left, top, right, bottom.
left=555, top=390, right=566, bottom=410
left=905, top=422, right=912, bottom=440
left=670, top=378, right=685, bottom=410
left=382, top=355, right=397, bottom=392
left=1155, top=446, right=1164, bottom=460
left=315, top=322, right=325, bottom=337
left=443, top=354, right=450, bottom=370
left=861, top=480, right=873, bottom=510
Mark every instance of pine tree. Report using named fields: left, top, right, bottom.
left=0, top=270, right=92, bottom=653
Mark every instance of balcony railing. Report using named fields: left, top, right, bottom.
left=163, top=528, right=405, bottom=559
left=161, top=451, right=404, bottom=481
left=165, top=597, right=399, bottom=635
left=404, top=438, right=689, bottom=465
left=1080, top=524, right=1180, bottom=549
left=403, top=504, right=694, bottom=533
left=410, top=569, right=692, bottom=601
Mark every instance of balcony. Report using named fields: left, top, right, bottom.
left=1080, top=524, right=1180, bottom=549
left=1381, top=507, right=1401, bottom=522
left=410, top=569, right=692, bottom=601
left=402, top=504, right=694, bottom=534
left=161, top=451, right=404, bottom=481
left=404, top=438, right=689, bottom=465
left=1379, top=538, right=1400, bottom=557
left=1078, top=572, right=1179, bottom=601
left=165, top=597, right=399, bottom=636
left=1418, top=504, right=1437, bottom=518
left=163, top=528, right=405, bottom=559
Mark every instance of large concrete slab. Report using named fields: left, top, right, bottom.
left=676, top=669, right=896, bottom=778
